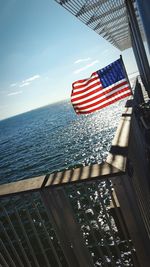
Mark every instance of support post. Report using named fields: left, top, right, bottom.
left=120, top=55, right=132, bottom=93
left=135, top=0, right=150, bottom=52
left=129, top=23, right=145, bottom=86
left=125, top=0, right=150, bottom=96
left=41, top=187, right=94, bottom=267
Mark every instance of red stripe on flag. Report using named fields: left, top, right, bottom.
left=71, top=87, right=102, bottom=102
left=72, top=81, right=101, bottom=95
left=75, top=92, right=132, bottom=114
left=71, top=80, right=129, bottom=104
left=73, top=76, right=98, bottom=87
left=73, top=87, right=131, bottom=111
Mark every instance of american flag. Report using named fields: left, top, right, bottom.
left=71, top=58, right=132, bottom=115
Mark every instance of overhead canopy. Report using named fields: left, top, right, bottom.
left=54, top=0, right=144, bottom=51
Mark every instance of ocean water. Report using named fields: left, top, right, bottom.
left=0, top=99, right=125, bottom=185
left=0, top=99, right=135, bottom=267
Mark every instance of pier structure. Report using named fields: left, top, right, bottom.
left=0, top=0, right=150, bottom=266
left=0, top=77, right=150, bottom=266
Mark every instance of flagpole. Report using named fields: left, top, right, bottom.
left=120, top=55, right=133, bottom=95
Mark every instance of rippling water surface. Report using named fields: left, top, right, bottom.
left=0, top=100, right=126, bottom=184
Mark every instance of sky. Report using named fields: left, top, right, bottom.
left=0, top=0, right=139, bottom=120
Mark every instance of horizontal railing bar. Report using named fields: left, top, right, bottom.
left=0, top=164, right=123, bottom=198
left=0, top=105, right=132, bottom=198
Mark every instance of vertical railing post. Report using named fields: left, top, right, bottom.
left=41, top=187, right=94, bottom=267
left=112, top=174, right=150, bottom=267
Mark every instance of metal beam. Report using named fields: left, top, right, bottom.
left=76, top=0, right=108, bottom=17
left=56, top=0, right=70, bottom=5
left=94, top=14, right=126, bottom=31
left=103, top=27, right=129, bottom=39
left=54, top=0, right=147, bottom=51
left=86, top=3, right=125, bottom=25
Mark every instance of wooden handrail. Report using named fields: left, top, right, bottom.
left=0, top=104, right=132, bottom=198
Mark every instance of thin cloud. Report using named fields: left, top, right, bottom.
left=74, top=60, right=99, bottom=74
left=7, top=91, right=22, bottom=96
left=20, top=82, right=30, bottom=88
left=19, top=74, right=40, bottom=88
left=23, top=74, right=40, bottom=83
left=74, top=57, right=91, bottom=64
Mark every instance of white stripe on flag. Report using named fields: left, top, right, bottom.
left=77, top=90, right=131, bottom=113
left=75, top=84, right=129, bottom=108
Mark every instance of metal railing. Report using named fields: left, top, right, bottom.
left=0, top=78, right=150, bottom=267
left=0, top=180, right=136, bottom=267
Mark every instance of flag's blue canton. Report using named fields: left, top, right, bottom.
left=97, top=59, right=125, bottom=88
